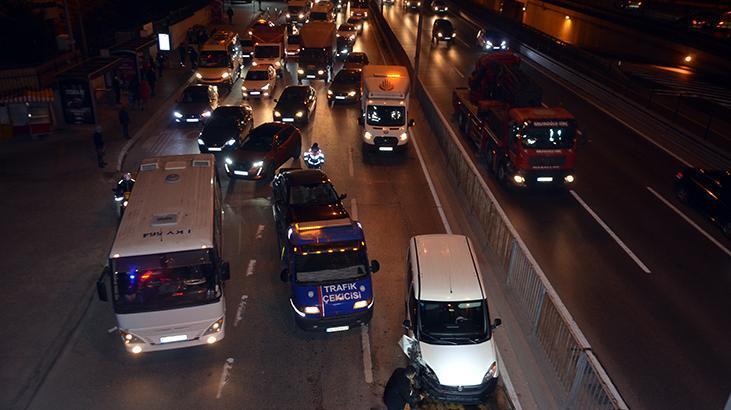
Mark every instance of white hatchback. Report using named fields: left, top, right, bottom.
left=242, top=65, right=277, bottom=99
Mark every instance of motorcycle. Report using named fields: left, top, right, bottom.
left=114, top=190, right=131, bottom=219
left=304, top=149, right=325, bottom=169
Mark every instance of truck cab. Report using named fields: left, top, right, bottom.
left=308, top=2, right=335, bottom=22
left=196, top=31, right=242, bottom=93
left=297, top=21, right=336, bottom=83
left=251, top=25, right=287, bottom=76
left=360, top=65, right=414, bottom=153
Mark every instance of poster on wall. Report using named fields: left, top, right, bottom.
left=58, top=78, right=95, bottom=124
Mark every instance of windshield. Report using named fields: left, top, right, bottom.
left=288, top=35, right=300, bottom=44
left=112, top=250, right=220, bottom=313
left=246, top=70, right=270, bottom=81
left=295, top=246, right=368, bottom=283
left=299, top=48, right=328, bottom=61
left=199, top=51, right=229, bottom=68
left=289, top=6, right=303, bottom=12
left=366, top=105, right=406, bottom=126
left=520, top=123, right=575, bottom=149
left=280, top=87, right=308, bottom=103
left=419, top=300, right=490, bottom=344
left=241, top=39, right=253, bottom=47
left=181, top=88, right=209, bottom=103
left=241, top=133, right=273, bottom=152
left=334, top=70, right=360, bottom=84
left=352, top=1, right=368, bottom=8
left=289, top=183, right=339, bottom=205
left=310, top=12, right=329, bottom=20
left=255, top=45, right=280, bottom=59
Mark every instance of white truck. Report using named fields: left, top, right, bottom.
left=359, top=65, right=414, bottom=153
left=251, top=25, right=287, bottom=76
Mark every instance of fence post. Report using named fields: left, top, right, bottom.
left=532, top=289, right=546, bottom=334
left=505, top=239, right=519, bottom=287
left=566, top=352, right=588, bottom=409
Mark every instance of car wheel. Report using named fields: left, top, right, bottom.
left=676, top=185, right=689, bottom=203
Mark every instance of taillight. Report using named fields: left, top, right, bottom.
left=675, top=171, right=683, bottom=179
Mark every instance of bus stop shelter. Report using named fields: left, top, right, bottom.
left=56, top=57, right=120, bottom=125
left=110, top=36, right=158, bottom=87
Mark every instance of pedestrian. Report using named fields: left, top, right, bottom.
left=226, top=6, right=234, bottom=24
left=118, top=105, right=130, bottom=139
left=156, top=52, right=165, bottom=77
left=145, top=65, right=157, bottom=97
left=111, top=75, right=121, bottom=104
left=93, top=125, right=107, bottom=168
left=178, top=42, right=187, bottom=67
left=188, top=46, right=199, bottom=70
left=383, top=366, right=422, bottom=410
left=138, top=78, right=151, bottom=111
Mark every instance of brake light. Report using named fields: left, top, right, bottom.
left=675, top=171, right=683, bottom=179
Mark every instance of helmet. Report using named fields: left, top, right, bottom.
left=311, top=143, right=319, bottom=151
left=123, top=172, right=132, bottom=181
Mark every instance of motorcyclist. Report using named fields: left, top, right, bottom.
left=114, top=172, right=135, bottom=202
left=304, top=143, right=325, bottom=169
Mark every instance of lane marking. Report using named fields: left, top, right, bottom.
left=454, top=35, right=471, bottom=49
left=410, top=129, right=453, bottom=234
left=348, top=147, right=354, bottom=177
left=361, top=325, right=374, bottom=384
left=215, top=358, right=234, bottom=399
left=246, top=259, right=257, bottom=276
left=570, top=190, right=651, bottom=273
left=646, top=186, right=731, bottom=257
left=351, top=198, right=359, bottom=220
left=450, top=64, right=465, bottom=79
left=255, top=224, right=265, bottom=239
left=234, top=295, right=249, bottom=327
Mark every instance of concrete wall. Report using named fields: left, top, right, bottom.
left=169, top=7, right=212, bottom=50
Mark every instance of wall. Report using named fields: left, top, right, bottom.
left=169, top=7, right=212, bottom=50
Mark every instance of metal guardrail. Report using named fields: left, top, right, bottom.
left=369, top=1, right=628, bottom=408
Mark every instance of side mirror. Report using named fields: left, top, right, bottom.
left=97, top=267, right=110, bottom=301
left=408, top=119, right=415, bottom=127
left=399, top=334, right=417, bottom=357
left=370, top=259, right=380, bottom=273
left=492, top=318, right=502, bottom=329
left=338, top=193, right=347, bottom=200
left=280, top=269, right=289, bottom=282
left=358, top=117, right=364, bottom=126
left=402, top=319, right=411, bottom=330
left=220, top=261, right=231, bottom=281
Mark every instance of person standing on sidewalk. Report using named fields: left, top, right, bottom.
left=93, top=126, right=107, bottom=168
left=138, top=78, right=151, bottom=111
left=145, top=65, right=157, bottom=97
left=118, top=105, right=131, bottom=139
left=227, top=6, right=234, bottom=24
left=111, top=75, right=121, bottom=104
left=156, top=52, right=165, bottom=77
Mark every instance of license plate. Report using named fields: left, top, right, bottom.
left=282, top=118, right=294, bottom=122
left=335, top=96, right=346, bottom=100
left=160, top=334, right=188, bottom=343
left=234, top=170, right=249, bottom=176
left=537, top=177, right=554, bottom=182
left=326, top=326, right=350, bottom=333
left=444, top=37, right=452, bottom=40
left=250, top=91, right=260, bottom=95
left=208, top=147, right=222, bottom=151
left=378, top=147, right=394, bottom=151
left=186, top=119, right=199, bottom=123
left=307, top=75, right=316, bottom=79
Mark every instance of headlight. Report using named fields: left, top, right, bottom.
left=452, top=32, right=456, bottom=37
left=483, top=362, right=498, bottom=382
left=564, top=174, right=575, bottom=183
left=298, top=13, right=304, bottom=18
left=327, top=90, right=333, bottom=95
left=252, top=160, right=264, bottom=168
left=336, top=33, right=340, bottom=37
left=195, top=72, right=202, bottom=79
left=286, top=13, right=290, bottom=17
left=485, top=41, right=493, bottom=49
left=445, top=6, right=448, bottom=10
left=203, top=317, right=225, bottom=336
left=303, top=306, right=320, bottom=314
left=201, top=110, right=211, bottom=118
left=241, top=85, right=247, bottom=91
left=274, top=110, right=281, bottom=117
left=225, top=157, right=233, bottom=165
left=119, top=330, right=144, bottom=345
left=349, top=35, right=355, bottom=41
left=173, top=111, right=183, bottom=118
left=222, top=72, right=230, bottom=79
left=364, top=131, right=372, bottom=140
left=297, top=69, right=305, bottom=74
left=251, top=61, right=258, bottom=66
left=274, top=61, right=281, bottom=68
left=295, top=111, right=304, bottom=118
left=197, top=138, right=205, bottom=145
left=348, top=90, right=356, bottom=96
left=262, top=83, right=270, bottom=90
left=122, top=200, right=128, bottom=207
left=226, top=138, right=237, bottom=146
left=317, top=70, right=324, bottom=75
left=438, top=33, right=443, bottom=37
left=353, top=299, right=370, bottom=309
left=341, top=49, right=349, bottom=53
left=399, top=132, right=408, bottom=141
left=513, top=175, right=526, bottom=184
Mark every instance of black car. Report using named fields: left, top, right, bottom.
left=328, top=69, right=362, bottom=103
left=198, top=105, right=254, bottom=153
left=431, top=0, right=448, bottom=13
left=224, top=123, right=302, bottom=181
left=403, top=0, right=421, bottom=11
left=273, top=85, right=317, bottom=125
left=172, top=85, right=219, bottom=124
left=675, top=168, right=731, bottom=237
left=476, top=29, right=508, bottom=51
left=336, top=36, right=354, bottom=60
left=343, top=52, right=369, bottom=70
left=432, top=19, right=455, bottom=45
left=272, top=168, right=349, bottom=242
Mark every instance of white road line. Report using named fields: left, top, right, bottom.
left=454, top=35, right=471, bottom=50
left=410, top=129, right=453, bottom=234
left=360, top=325, right=374, bottom=384
left=646, top=186, right=731, bottom=257
left=255, top=224, right=265, bottom=239
left=246, top=259, right=257, bottom=276
left=215, top=358, right=235, bottom=399
left=348, top=147, right=354, bottom=177
left=450, top=64, right=465, bottom=79
left=234, top=295, right=249, bottom=327
left=570, top=190, right=651, bottom=273
left=351, top=198, right=359, bottom=220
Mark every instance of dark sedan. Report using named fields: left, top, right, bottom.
left=476, top=29, right=508, bottom=51
left=432, top=19, right=455, bottom=45
left=224, top=122, right=302, bottom=181
left=272, top=168, right=349, bottom=242
left=336, top=36, right=354, bottom=60
left=273, top=85, right=317, bottom=125
left=172, top=85, right=219, bottom=124
left=327, top=69, right=361, bottom=103
left=675, top=168, right=731, bottom=237
left=198, top=105, right=253, bottom=153
left=431, top=0, right=448, bottom=13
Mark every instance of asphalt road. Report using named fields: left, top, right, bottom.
left=27, top=8, right=489, bottom=410
left=381, top=4, right=731, bottom=409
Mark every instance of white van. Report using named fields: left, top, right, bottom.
left=196, top=30, right=243, bottom=92
left=400, top=234, right=502, bottom=404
